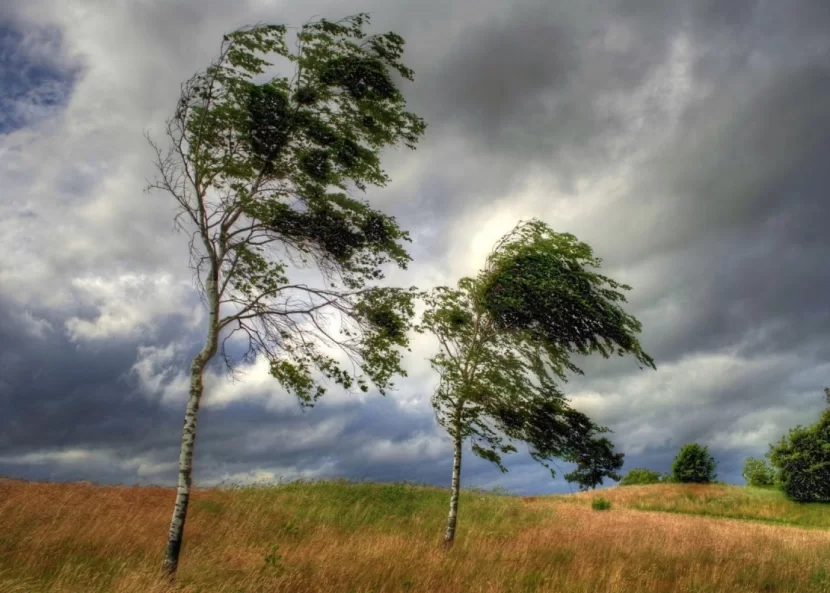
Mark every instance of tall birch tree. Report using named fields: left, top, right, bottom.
left=147, top=14, right=426, bottom=578
left=417, top=220, right=655, bottom=548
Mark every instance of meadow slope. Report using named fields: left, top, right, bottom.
left=1, top=477, right=829, bottom=593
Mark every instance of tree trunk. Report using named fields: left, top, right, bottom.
left=443, top=423, right=463, bottom=548
left=161, top=266, right=220, bottom=580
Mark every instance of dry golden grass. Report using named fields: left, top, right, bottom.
left=562, top=483, right=830, bottom=530
left=1, top=477, right=829, bottom=593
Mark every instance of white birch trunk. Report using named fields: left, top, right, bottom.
left=162, top=266, right=220, bottom=578
left=443, top=425, right=463, bottom=548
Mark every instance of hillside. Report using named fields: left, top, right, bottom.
left=1, top=477, right=829, bottom=593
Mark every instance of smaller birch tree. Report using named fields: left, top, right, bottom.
left=147, top=14, right=425, bottom=578
left=418, top=220, right=655, bottom=548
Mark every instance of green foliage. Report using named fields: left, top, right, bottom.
left=417, top=219, right=653, bottom=489
left=281, top=520, right=300, bottom=537
left=741, top=457, right=776, bottom=488
left=561, top=425, right=624, bottom=490
left=591, top=497, right=612, bottom=511
left=149, top=14, right=427, bottom=402
left=768, top=388, right=830, bottom=502
left=671, top=443, right=718, bottom=484
left=262, top=544, right=282, bottom=571
left=479, top=220, right=655, bottom=371
left=619, top=468, right=664, bottom=486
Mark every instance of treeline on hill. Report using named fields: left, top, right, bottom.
left=618, top=388, right=830, bottom=504
left=619, top=443, right=719, bottom=486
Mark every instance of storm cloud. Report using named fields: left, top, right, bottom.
left=1, top=0, right=829, bottom=495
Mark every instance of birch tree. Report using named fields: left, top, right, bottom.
left=417, top=220, right=655, bottom=548
left=146, top=14, right=426, bottom=578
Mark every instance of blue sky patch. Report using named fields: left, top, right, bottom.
left=0, top=20, right=81, bottom=134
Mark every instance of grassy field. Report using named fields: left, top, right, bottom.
left=1, top=477, right=829, bottom=593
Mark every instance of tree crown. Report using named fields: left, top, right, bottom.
left=418, top=219, right=654, bottom=482
left=768, top=387, right=830, bottom=501
left=149, top=14, right=426, bottom=404
left=671, top=443, right=718, bottom=484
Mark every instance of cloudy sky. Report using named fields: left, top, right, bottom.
left=2, top=0, right=829, bottom=496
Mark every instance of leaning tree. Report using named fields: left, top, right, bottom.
left=417, top=219, right=655, bottom=547
left=147, top=14, right=426, bottom=578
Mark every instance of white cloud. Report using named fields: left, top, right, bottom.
left=206, top=460, right=339, bottom=487
left=129, top=341, right=192, bottom=406
left=708, top=411, right=789, bottom=451
left=65, top=273, right=203, bottom=342
left=568, top=349, right=811, bottom=454
left=0, top=447, right=111, bottom=465
left=130, top=340, right=370, bottom=411
left=0, top=447, right=176, bottom=477
left=361, top=431, right=450, bottom=464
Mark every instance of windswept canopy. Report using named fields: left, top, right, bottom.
left=419, top=219, right=654, bottom=488
left=148, top=14, right=427, bottom=405
left=479, top=219, right=656, bottom=371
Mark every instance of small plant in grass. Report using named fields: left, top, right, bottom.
left=810, top=566, right=830, bottom=586
left=282, top=520, right=300, bottom=536
left=262, top=544, right=282, bottom=570
left=592, top=497, right=612, bottom=510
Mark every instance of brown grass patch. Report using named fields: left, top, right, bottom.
left=1, top=479, right=829, bottom=593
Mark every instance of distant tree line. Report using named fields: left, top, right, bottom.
left=618, top=443, right=719, bottom=486
left=617, top=387, right=830, bottom=504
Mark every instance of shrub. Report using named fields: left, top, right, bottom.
left=671, top=443, right=718, bottom=484
left=591, top=497, right=612, bottom=511
left=619, top=468, right=663, bottom=486
left=768, top=393, right=830, bottom=502
left=262, top=544, right=282, bottom=570
left=741, top=456, right=776, bottom=487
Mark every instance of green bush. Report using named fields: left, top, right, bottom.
left=619, top=468, right=663, bottom=486
left=591, top=497, right=612, bottom=511
left=741, top=456, right=776, bottom=487
left=768, top=394, right=830, bottom=502
left=671, top=443, right=718, bottom=484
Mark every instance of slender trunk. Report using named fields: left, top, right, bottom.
left=161, top=266, right=220, bottom=579
left=443, top=412, right=464, bottom=548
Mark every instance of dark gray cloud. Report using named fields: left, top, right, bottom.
left=1, top=0, right=829, bottom=496
left=0, top=296, right=200, bottom=457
